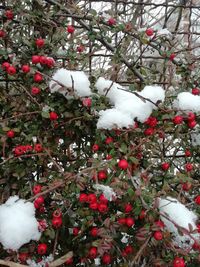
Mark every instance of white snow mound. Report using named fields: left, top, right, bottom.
left=159, top=197, right=199, bottom=249
left=175, top=92, right=200, bottom=112
left=0, top=196, right=41, bottom=250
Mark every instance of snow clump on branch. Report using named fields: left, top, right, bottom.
left=174, top=92, right=200, bottom=112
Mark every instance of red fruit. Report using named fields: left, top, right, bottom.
left=65, top=257, right=73, bottom=265
left=98, top=203, right=108, bottom=213
left=145, top=28, right=154, bottom=36
left=31, top=87, right=41, bottom=95
left=144, top=127, right=154, bottom=136
left=105, top=137, right=113, bottom=144
left=153, top=231, right=163, bottom=241
left=6, top=130, right=15, bottom=138
left=18, top=252, right=29, bottom=263
left=37, top=243, right=47, bottom=255
left=194, top=195, right=200, bottom=205
left=32, top=55, right=40, bottom=64
left=49, top=111, right=58, bottom=120
left=34, top=143, right=43, bottom=152
left=126, top=217, right=135, bottom=227
left=14, top=146, right=24, bottom=156
left=79, top=193, right=88, bottom=203
left=102, top=253, right=111, bottom=264
left=118, top=159, right=128, bottom=170
left=77, top=44, right=85, bottom=53
left=92, top=144, right=99, bottom=152
left=106, top=154, right=112, bottom=160
left=33, top=185, right=42, bottom=195
left=192, top=88, right=200, bottom=95
left=52, top=216, right=62, bottom=228
left=88, top=193, right=97, bottom=203
left=39, top=56, right=47, bottom=65
left=197, top=224, right=200, bottom=233
left=99, top=194, right=108, bottom=204
left=88, top=247, right=97, bottom=259
left=25, top=145, right=33, bottom=152
left=173, top=115, right=183, bottom=125
left=35, top=38, right=45, bottom=48
left=118, top=218, right=126, bottom=225
left=173, top=257, right=185, bottom=267
left=161, top=162, right=170, bottom=171
left=52, top=209, right=62, bottom=218
left=21, top=64, right=30, bottom=73
left=0, top=29, right=6, bottom=38
left=7, top=66, right=16, bottom=75
left=155, top=220, right=165, bottom=228
left=73, top=227, right=80, bottom=236
left=90, top=227, right=98, bottom=237
left=187, top=112, right=196, bottom=121
left=67, top=25, right=75, bottom=34
left=45, top=57, right=55, bottom=68
left=98, top=170, right=107, bottom=180
left=124, top=244, right=133, bottom=254
left=192, top=242, right=200, bottom=251
left=34, top=72, right=43, bottom=82
left=5, top=10, right=14, bottom=20
left=185, top=150, right=191, bottom=157
left=35, top=196, right=44, bottom=206
left=185, top=163, right=193, bottom=172
left=169, top=53, right=176, bottom=61
left=139, top=210, right=146, bottom=219
left=108, top=17, right=116, bottom=26
left=182, top=181, right=192, bottom=191
left=124, top=203, right=133, bottom=213
left=82, top=97, right=92, bottom=107
left=188, top=120, right=197, bottom=128
left=89, top=202, right=98, bottom=210
left=2, top=62, right=10, bottom=70
left=145, top=116, right=157, bottom=127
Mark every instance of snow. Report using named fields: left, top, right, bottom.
left=156, top=28, right=172, bottom=37
left=49, top=68, right=92, bottom=99
left=175, top=92, right=200, bottom=112
left=93, top=184, right=116, bottom=201
left=158, top=197, right=199, bottom=249
left=96, top=77, right=165, bottom=128
left=0, top=196, right=41, bottom=250
left=27, top=255, right=53, bottom=267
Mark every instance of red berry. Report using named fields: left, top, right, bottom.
left=99, top=194, right=108, bottom=204
left=155, top=220, right=165, bottom=228
left=33, top=185, right=42, bottom=195
left=7, top=130, right=15, bottom=138
left=161, top=162, right=170, bottom=171
left=98, top=170, right=107, bottom=180
left=31, top=87, right=41, bottom=95
left=173, top=257, right=185, bottom=267
left=14, top=146, right=24, bottom=156
left=21, top=64, right=30, bottom=73
left=195, top=195, right=200, bottom=205
left=106, top=154, right=112, bottom=160
left=37, top=243, right=47, bottom=255
left=2, top=62, right=10, bottom=70
left=79, top=193, right=88, bottom=203
left=118, top=218, right=126, bottom=225
left=197, top=224, right=200, bottom=233
left=45, top=57, right=55, bottom=68
left=89, top=202, right=98, bottom=210
left=185, top=163, right=193, bottom=172
left=52, top=209, right=62, bottom=218
left=35, top=38, right=45, bottom=48
left=153, top=231, right=163, bottom=241
left=188, top=120, right=197, bottom=128
left=34, top=72, right=43, bottom=82
left=145, top=28, right=154, bottom=36
left=5, top=10, right=14, bottom=20
left=7, top=66, right=16, bottom=75
left=118, top=159, right=128, bottom=170
left=192, top=88, right=200, bottom=95
left=173, top=115, right=183, bottom=125
left=187, top=112, right=196, bottom=121
left=88, top=247, right=97, bottom=259
left=88, top=193, right=97, bottom=203
left=90, top=227, right=98, bottom=237
left=52, top=216, right=62, bottom=228
left=126, top=217, right=135, bottom=227
left=49, top=111, right=58, bottom=121
left=39, top=56, right=47, bottom=65
left=0, top=29, right=6, bottom=38
left=105, top=137, right=113, bottom=144
left=35, top=196, right=44, bottom=206
left=18, top=252, right=29, bottom=263
left=108, top=17, right=116, bottom=26
left=73, top=227, right=80, bottom=236
left=98, top=203, right=108, bottom=213
left=139, top=210, right=146, bottom=219
left=124, top=245, right=133, bottom=254
left=102, top=253, right=111, bottom=264
left=65, top=257, right=73, bottom=265
left=32, top=55, right=40, bottom=64
left=144, top=127, right=154, bottom=136
left=182, top=181, right=192, bottom=191
left=169, top=53, right=176, bottom=61
left=145, top=116, right=157, bottom=127
left=92, top=144, right=99, bottom=152
left=34, top=143, right=43, bottom=152
left=82, top=97, right=92, bottom=107
left=185, top=150, right=191, bottom=157
left=77, top=45, right=85, bottom=53
left=67, top=25, right=75, bottom=34
left=124, top=203, right=133, bottom=213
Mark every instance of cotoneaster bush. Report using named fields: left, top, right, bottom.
left=0, top=1, right=200, bottom=267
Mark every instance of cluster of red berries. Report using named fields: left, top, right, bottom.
left=118, top=217, right=135, bottom=227
left=32, top=55, right=55, bottom=68
left=79, top=193, right=109, bottom=213
left=2, top=62, right=16, bottom=75
left=14, top=143, right=43, bottom=156
left=173, top=112, right=197, bottom=129
left=144, top=116, right=158, bottom=136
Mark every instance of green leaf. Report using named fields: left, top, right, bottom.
left=41, top=111, right=49, bottom=118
